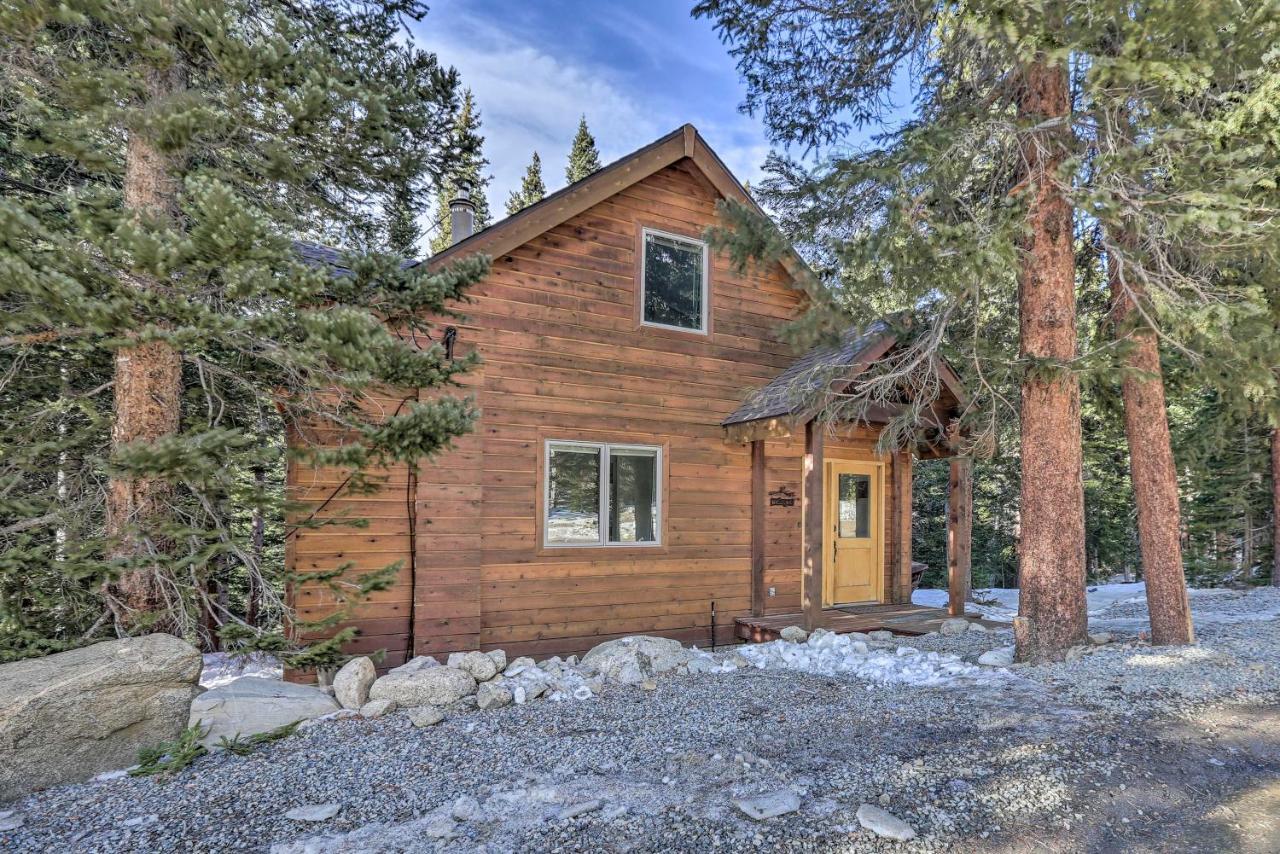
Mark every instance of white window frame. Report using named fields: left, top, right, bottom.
left=639, top=227, right=710, bottom=335
left=543, top=440, right=663, bottom=548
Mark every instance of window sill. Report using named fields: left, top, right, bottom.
left=639, top=319, right=709, bottom=337
left=535, top=541, right=670, bottom=558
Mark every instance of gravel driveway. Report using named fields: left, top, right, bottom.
left=3, top=589, right=1279, bottom=853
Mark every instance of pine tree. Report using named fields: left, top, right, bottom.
left=506, top=152, right=546, bottom=216
left=386, top=180, right=420, bottom=257
left=566, top=115, right=602, bottom=184
left=0, top=0, right=488, bottom=665
left=430, top=89, right=492, bottom=255
left=696, top=0, right=1280, bottom=660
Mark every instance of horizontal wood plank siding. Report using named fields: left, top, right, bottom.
left=291, top=159, right=915, bottom=669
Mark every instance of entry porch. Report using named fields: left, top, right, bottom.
left=722, top=324, right=976, bottom=634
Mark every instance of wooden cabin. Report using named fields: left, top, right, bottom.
left=288, top=125, right=974, bottom=671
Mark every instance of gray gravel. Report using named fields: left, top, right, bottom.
left=3, top=587, right=1279, bottom=853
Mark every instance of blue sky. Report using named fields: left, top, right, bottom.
left=411, top=1, right=915, bottom=220
left=410, top=1, right=777, bottom=214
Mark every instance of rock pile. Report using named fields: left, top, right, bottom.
left=343, top=636, right=750, bottom=724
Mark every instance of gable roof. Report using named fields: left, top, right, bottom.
left=424, top=124, right=813, bottom=285
left=722, top=322, right=894, bottom=426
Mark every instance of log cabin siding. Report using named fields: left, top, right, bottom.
left=289, top=158, right=908, bottom=670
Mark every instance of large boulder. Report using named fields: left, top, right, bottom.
left=332, top=657, right=376, bottom=710
left=190, top=677, right=338, bottom=748
left=0, top=633, right=201, bottom=801
left=368, top=666, right=475, bottom=708
left=581, top=636, right=693, bottom=685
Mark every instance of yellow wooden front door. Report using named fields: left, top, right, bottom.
left=824, top=461, right=883, bottom=605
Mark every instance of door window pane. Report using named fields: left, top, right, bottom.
left=547, top=446, right=601, bottom=544
left=838, top=473, right=871, bottom=538
left=609, top=449, right=658, bottom=543
left=643, top=231, right=705, bottom=331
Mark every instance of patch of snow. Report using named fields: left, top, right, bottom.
left=200, top=652, right=283, bottom=689
left=740, top=630, right=1005, bottom=687
left=915, top=583, right=1280, bottom=633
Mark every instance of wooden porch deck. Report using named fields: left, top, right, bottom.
left=735, top=602, right=1003, bottom=643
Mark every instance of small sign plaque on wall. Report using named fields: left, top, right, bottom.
left=768, top=486, right=797, bottom=507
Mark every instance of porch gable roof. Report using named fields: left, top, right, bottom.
left=721, top=322, right=893, bottom=427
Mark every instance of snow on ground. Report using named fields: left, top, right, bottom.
left=913, top=581, right=1148, bottom=620
left=200, top=652, right=283, bottom=688
left=739, top=628, right=1005, bottom=688
left=913, top=581, right=1280, bottom=628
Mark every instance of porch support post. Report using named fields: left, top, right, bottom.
left=750, top=439, right=766, bottom=617
left=947, top=456, right=973, bottom=617
left=801, top=420, right=825, bottom=631
left=893, top=450, right=913, bottom=604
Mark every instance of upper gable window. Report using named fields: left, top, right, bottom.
left=641, top=228, right=708, bottom=333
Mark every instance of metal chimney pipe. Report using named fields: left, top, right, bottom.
left=448, top=179, right=476, bottom=245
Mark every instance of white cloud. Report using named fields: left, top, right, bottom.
left=414, top=13, right=659, bottom=212
left=410, top=6, right=774, bottom=228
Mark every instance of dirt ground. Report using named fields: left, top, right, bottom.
left=1022, top=705, right=1280, bottom=854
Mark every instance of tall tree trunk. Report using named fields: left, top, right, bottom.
left=1012, top=57, right=1089, bottom=662
left=1109, top=258, right=1194, bottom=644
left=247, top=464, right=266, bottom=628
left=1273, top=427, right=1280, bottom=587
left=104, top=55, right=186, bottom=632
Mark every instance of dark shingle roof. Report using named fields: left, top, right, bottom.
left=293, top=240, right=352, bottom=274
left=721, top=322, right=891, bottom=427
left=293, top=240, right=420, bottom=274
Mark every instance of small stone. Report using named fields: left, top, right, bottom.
left=868, top=630, right=894, bottom=642
left=1066, top=645, right=1089, bottom=663
left=120, top=814, right=158, bottom=828
left=286, top=803, right=341, bottom=822
left=977, top=646, right=1015, bottom=667
left=408, top=706, right=444, bottom=728
left=485, top=649, right=508, bottom=672
left=968, top=621, right=989, bottom=633
left=332, top=656, right=376, bottom=710
left=506, top=656, right=536, bottom=674
left=939, top=618, right=969, bottom=636
left=476, top=682, right=513, bottom=710
left=878, top=793, right=892, bottom=806
left=639, top=680, right=657, bottom=691
left=0, top=811, right=22, bottom=832
left=572, top=685, right=593, bottom=701
left=358, top=698, right=396, bottom=718
left=779, top=625, right=808, bottom=643
left=733, top=790, right=801, bottom=820
left=856, top=804, right=916, bottom=841
left=458, top=651, right=499, bottom=682
left=558, top=799, right=602, bottom=820
left=1089, top=632, right=1114, bottom=645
